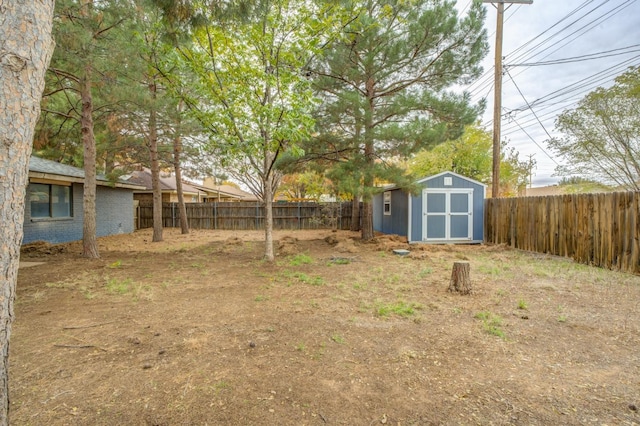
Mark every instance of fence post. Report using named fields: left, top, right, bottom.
left=298, top=202, right=301, bottom=230
left=214, top=202, right=217, bottom=230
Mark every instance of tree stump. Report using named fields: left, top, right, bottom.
left=448, top=261, right=472, bottom=295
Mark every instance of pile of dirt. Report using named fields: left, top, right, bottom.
left=334, top=238, right=359, bottom=253
left=324, top=234, right=339, bottom=245
left=20, top=241, right=68, bottom=257
left=372, top=234, right=408, bottom=252
left=277, top=235, right=299, bottom=256
left=224, top=236, right=244, bottom=246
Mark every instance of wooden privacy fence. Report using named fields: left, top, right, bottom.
left=137, top=201, right=359, bottom=231
left=485, top=192, right=640, bottom=274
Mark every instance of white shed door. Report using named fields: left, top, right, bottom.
left=422, top=189, right=473, bottom=241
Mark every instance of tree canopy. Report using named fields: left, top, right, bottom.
left=548, top=66, right=640, bottom=190
left=407, top=123, right=534, bottom=196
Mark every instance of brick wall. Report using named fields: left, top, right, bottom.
left=23, top=183, right=135, bottom=245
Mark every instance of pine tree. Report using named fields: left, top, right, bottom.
left=312, top=0, right=488, bottom=240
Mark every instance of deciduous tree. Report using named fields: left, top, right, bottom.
left=407, top=123, right=534, bottom=196
left=168, top=0, right=335, bottom=261
left=548, top=67, right=640, bottom=190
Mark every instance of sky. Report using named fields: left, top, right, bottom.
left=456, top=0, right=640, bottom=187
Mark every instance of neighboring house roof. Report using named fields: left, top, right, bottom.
left=125, top=169, right=205, bottom=196
left=29, top=156, right=144, bottom=190
left=195, top=182, right=258, bottom=201
left=521, top=185, right=567, bottom=197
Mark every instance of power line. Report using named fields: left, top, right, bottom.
left=508, top=44, right=640, bottom=67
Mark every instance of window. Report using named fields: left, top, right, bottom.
left=383, top=191, right=391, bottom=215
left=30, top=183, right=72, bottom=218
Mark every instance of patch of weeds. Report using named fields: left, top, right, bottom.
left=331, top=334, right=345, bottom=344
left=474, top=311, right=506, bottom=339
left=293, top=272, right=324, bottom=286
left=477, top=264, right=501, bottom=276
left=213, top=381, right=230, bottom=393
left=452, top=307, right=462, bottom=314
left=255, top=295, right=268, bottom=302
left=190, top=262, right=205, bottom=269
left=329, top=257, right=351, bottom=265
left=80, top=286, right=97, bottom=300
left=558, top=315, right=568, bottom=323
left=517, top=299, right=528, bottom=310
left=106, top=277, right=132, bottom=294
left=289, top=253, right=313, bottom=266
left=313, top=343, right=326, bottom=360
left=417, top=268, right=433, bottom=279
left=108, top=260, right=123, bottom=269
left=310, top=300, right=320, bottom=309
left=132, top=283, right=153, bottom=301
left=31, top=290, right=47, bottom=302
left=496, top=288, right=507, bottom=297
left=295, top=342, right=306, bottom=352
left=375, top=300, right=423, bottom=318
left=352, top=281, right=368, bottom=290
left=265, top=326, right=275, bottom=332
left=386, top=274, right=401, bottom=285
left=377, top=251, right=387, bottom=258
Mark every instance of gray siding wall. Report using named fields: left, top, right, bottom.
left=96, top=186, right=135, bottom=238
left=23, top=183, right=134, bottom=244
left=410, top=194, right=422, bottom=242
left=373, top=189, right=409, bottom=236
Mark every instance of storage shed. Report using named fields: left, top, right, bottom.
left=373, top=171, right=486, bottom=244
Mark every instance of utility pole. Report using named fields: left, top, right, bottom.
left=482, top=0, right=533, bottom=198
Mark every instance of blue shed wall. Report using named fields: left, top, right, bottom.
left=23, top=183, right=135, bottom=244
left=374, top=172, right=485, bottom=243
left=415, top=173, right=485, bottom=243
left=372, top=189, right=409, bottom=236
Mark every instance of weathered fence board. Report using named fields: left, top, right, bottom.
left=485, top=192, right=640, bottom=274
left=137, top=201, right=358, bottom=231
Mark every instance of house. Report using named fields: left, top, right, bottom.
left=373, top=171, right=486, bottom=244
left=23, top=156, right=144, bottom=244
left=193, top=177, right=258, bottom=202
left=125, top=170, right=257, bottom=203
left=125, top=168, right=208, bottom=203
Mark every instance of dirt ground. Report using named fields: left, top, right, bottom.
left=11, top=228, right=640, bottom=425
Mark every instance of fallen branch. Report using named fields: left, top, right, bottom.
left=57, top=334, right=108, bottom=351
left=54, top=344, right=97, bottom=349
left=62, top=321, right=115, bottom=330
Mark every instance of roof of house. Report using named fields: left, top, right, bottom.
left=125, top=169, right=205, bottom=195
left=29, top=156, right=144, bottom=190
left=192, top=182, right=258, bottom=201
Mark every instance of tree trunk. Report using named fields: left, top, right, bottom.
left=361, top=76, right=375, bottom=241
left=361, top=139, right=375, bottom=240
left=81, top=65, right=100, bottom=258
left=173, top=109, right=188, bottom=234
left=448, top=261, right=472, bottom=295
left=350, top=195, right=360, bottom=232
left=0, top=3, right=55, bottom=424
left=149, top=81, right=163, bottom=242
left=263, top=173, right=275, bottom=262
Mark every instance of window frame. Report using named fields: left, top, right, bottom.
left=383, top=191, right=392, bottom=216
left=29, top=182, right=73, bottom=219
